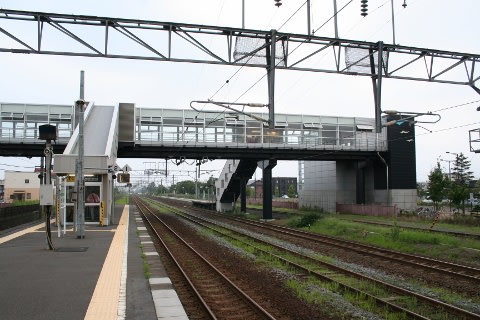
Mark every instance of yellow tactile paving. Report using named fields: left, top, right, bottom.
left=84, top=205, right=129, bottom=320
left=0, top=222, right=45, bottom=245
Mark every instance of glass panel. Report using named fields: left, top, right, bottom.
left=322, top=124, right=337, bottom=145
left=163, top=118, right=182, bottom=125
left=162, top=126, right=180, bottom=141
left=339, top=124, right=354, bottom=146
left=85, top=186, right=101, bottom=223
left=26, top=113, right=48, bottom=121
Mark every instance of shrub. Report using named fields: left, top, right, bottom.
left=292, top=213, right=322, bottom=228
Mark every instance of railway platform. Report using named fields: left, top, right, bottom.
left=0, top=204, right=187, bottom=320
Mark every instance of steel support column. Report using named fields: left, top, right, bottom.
left=258, top=159, right=277, bottom=220
left=266, top=29, right=276, bottom=129
left=240, top=176, right=247, bottom=213
left=370, top=42, right=384, bottom=133
left=356, top=161, right=366, bottom=204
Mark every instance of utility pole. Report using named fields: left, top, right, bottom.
left=76, top=71, right=86, bottom=239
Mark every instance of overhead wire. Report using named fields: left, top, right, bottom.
left=160, top=0, right=359, bottom=174
left=166, top=1, right=312, bottom=165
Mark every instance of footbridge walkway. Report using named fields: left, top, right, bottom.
left=0, top=102, right=399, bottom=219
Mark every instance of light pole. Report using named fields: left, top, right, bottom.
left=439, top=158, right=453, bottom=181
left=446, top=152, right=459, bottom=181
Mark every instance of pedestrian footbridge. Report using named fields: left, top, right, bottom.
left=0, top=102, right=414, bottom=219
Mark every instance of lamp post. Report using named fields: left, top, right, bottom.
left=439, top=158, right=453, bottom=181
left=446, top=152, right=459, bottom=181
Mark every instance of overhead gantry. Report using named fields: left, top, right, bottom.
left=1, top=9, right=480, bottom=132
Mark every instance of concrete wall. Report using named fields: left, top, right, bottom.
left=298, top=161, right=337, bottom=212
left=390, top=189, right=417, bottom=211
left=299, top=160, right=417, bottom=213
left=335, top=161, right=356, bottom=205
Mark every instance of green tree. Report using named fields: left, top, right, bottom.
left=145, top=182, right=156, bottom=195
left=274, top=186, right=280, bottom=197
left=426, top=162, right=448, bottom=211
left=287, top=184, right=296, bottom=198
left=448, top=153, right=474, bottom=214
left=246, top=186, right=254, bottom=197
left=156, top=184, right=168, bottom=195
left=176, top=180, right=195, bottom=195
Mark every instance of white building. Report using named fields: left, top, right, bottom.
left=4, top=171, right=40, bottom=203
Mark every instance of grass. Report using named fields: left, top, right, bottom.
left=115, top=195, right=129, bottom=205
left=140, top=253, right=151, bottom=279
left=306, top=215, right=480, bottom=264
left=7, top=200, right=40, bottom=206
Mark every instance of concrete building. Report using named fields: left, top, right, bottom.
left=250, top=177, right=297, bottom=198
left=4, top=171, right=40, bottom=203
left=298, top=117, right=417, bottom=213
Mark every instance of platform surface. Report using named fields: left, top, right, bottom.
left=0, top=204, right=185, bottom=320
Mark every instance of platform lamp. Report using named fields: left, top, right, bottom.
left=39, top=124, right=57, bottom=250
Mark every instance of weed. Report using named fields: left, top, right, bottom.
left=388, top=223, right=401, bottom=241
left=143, top=260, right=151, bottom=278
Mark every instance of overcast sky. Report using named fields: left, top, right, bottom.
left=0, top=0, right=479, bottom=185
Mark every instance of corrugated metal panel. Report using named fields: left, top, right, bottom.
left=119, top=103, right=135, bottom=143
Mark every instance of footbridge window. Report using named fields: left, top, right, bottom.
left=0, top=112, right=24, bottom=138
left=302, top=123, right=322, bottom=145
left=183, top=117, right=204, bottom=142
left=25, top=113, right=48, bottom=139
left=339, top=118, right=355, bottom=147
left=322, top=123, right=338, bottom=145
left=50, top=113, right=72, bottom=138
left=205, top=117, right=224, bottom=143
left=138, top=116, right=162, bottom=141
left=162, top=118, right=182, bottom=142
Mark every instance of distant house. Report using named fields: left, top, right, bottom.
left=0, top=179, right=4, bottom=201
left=4, top=171, right=40, bottom=203
left=249, top=177, right=297, bottom=198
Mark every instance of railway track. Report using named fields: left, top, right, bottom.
left=200, top=204, right=480, bottom=284
left=149, top=197, right=480, bottom=319
left=133, top=196, right=277, bottom=320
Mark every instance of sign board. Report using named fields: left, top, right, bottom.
left=122, top=164, right=132, bottom=172
left=117, top=173, right=130, bottom=183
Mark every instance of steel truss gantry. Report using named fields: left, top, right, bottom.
left=1, top=9, right=480, bottom=131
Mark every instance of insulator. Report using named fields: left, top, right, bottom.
left=402, top=0, right=407, bottom=8
left=360, top=0, right=368, bottom=16
left=274, top=0, right=282, bottom=7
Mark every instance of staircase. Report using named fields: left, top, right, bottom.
left=215, top=159, right=257, bottom=212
